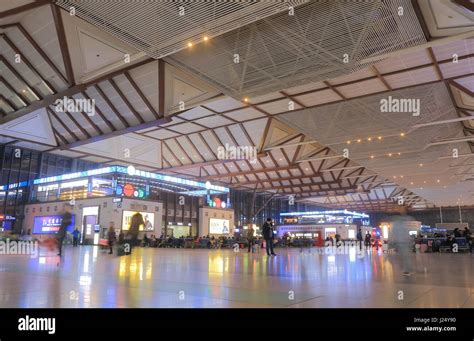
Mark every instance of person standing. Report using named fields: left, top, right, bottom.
left=108, top=222, right=116, bottom=255
left=247, top=225, right=255, bottom=252
left=72, top=228, right=80, bottom=247
left=364, top=232, right=371, bottom=250
left=57, top=204, right=72, bottom=256
left=356, top=227, right=363, bottom=250
left=262, top=218, right=276, bottom=256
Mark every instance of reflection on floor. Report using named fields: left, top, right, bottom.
left=0, top=245, right=472, bottom=308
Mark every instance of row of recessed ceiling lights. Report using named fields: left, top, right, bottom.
left=346, top=133, right=405, bottom=145
left=186, top=36, right=209, bottom=48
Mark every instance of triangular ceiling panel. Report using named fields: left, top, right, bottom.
left=77, top=29, right=128, bottom=74
left=72, top=135, right=162, bottom=168
left=0, top=108, right=56, bottom=146
left=164, top=63, right=221, bottom=116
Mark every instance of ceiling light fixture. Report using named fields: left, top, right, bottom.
left=187, top=42, right=193, bottom=47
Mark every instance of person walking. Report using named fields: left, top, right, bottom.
left=72, top=228, right=80, bottom=247
left=389, top=213, right=416, bottom=276
left=129, top=212, right=144, bottom=247
left=107, top=222, right=116, bottom=255
left=262, top=218, right=276, bottom=256
left=247, top=225, right=255, bottom=252
left=57, top=204, right=72, bottom=256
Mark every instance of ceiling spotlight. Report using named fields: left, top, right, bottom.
left=388, top=153, right=392, bottom=157
left=398, top=152, right=401, bottom=156
left=347, top=141, right=351, bottom=144
left=393, top=176, right=397, bottom=179
left=22, top=89, right=26, bottom=93
left=187, top=42, right=193, bottom=47
left=203, top=36, right=209, bottom=41
left=243, top=97, right=249, bottom=103
left=437, top=179, right=440, bottom=183
left=357, top=139, right=361, bottom=143
left=370, top=155, right=374, bottom=159
left=423, top=181, right=426, bottom=184
left=400, top=175, right=403, bottom=178
left=400, top=133, right=405, bottom=137
left=419, top=163, right=423, bottom=167
left=378, top=136, right=382, bottom=140
left=410, top=182, right=414, bottom=185
left=368, top=137, right=372, bottom=141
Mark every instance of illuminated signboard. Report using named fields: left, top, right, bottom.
left=2, top=166, right=230, bottom=194
left=32, top=215, right=76, bottom=234
left=122, top=211, right=154, bottom=231
left=116, top=184, right=146, bottom=198
left=209, top=218, right=230, bottom=234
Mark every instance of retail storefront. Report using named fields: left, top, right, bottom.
left=10, top=165, right=230, bottom=243
left=24, top=197, right=163, bottom=244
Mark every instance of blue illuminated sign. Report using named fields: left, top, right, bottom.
left=280, top=210, right=369, bottom=218
left=0, top=165, right=229, bottom=194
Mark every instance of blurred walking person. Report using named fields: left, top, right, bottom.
left=129, top=212, right=144, bottom=247
left=247, top=225, right=255, bottom=253
left=389, top=212, right=416, bottom=276
left=57, top=204, right=72, bottom=256
left=108, top=222, right=116, bottom=255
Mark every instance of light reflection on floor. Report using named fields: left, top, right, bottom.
left=0, top=245, right=472, bottom=308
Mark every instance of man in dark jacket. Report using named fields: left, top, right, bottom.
left=57, top=204, right=72, bottom=256
left=262, top=218, right=276, bottom=256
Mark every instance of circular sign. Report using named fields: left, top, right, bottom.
left=123, top=184, right=134, bottom=197
left=116, top=185, right=123, bottom=195
left=127, top=165, right=136, bottom=176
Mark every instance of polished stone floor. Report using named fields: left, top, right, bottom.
left=0, top=245, right=473, bottom=308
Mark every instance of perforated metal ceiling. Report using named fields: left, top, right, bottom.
left=56, top=0, right=308, bottom=58
left=167, top=0, right=427, bottom=98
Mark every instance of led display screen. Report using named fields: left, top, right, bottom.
left=32, top=215, right=75, bottom=234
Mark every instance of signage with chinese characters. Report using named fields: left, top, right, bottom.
left=32, top=215, right=76, bottom=234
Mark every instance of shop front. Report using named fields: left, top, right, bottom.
left=24, top=197, right=163, bottom=244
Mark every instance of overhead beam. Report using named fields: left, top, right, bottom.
left=58, top=116, right=172, bottom=150
left=0, top=0, right=51, bottom=19
left=50, top=3, right=75, bottom=85
left=202, top=165, right=300, bottom=180
left=0, top=84, right=87, bottom=124
left=229, top=175, right=337, bottom=187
